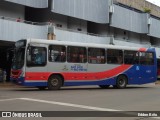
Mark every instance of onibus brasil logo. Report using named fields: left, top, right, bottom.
left=1, top=112, right=42, bottom=118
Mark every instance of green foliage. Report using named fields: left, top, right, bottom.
left=143, top=7, right=151, bottom=13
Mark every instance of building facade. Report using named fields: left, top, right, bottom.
left=0, top=0, right=160, bottom=81
left=115, top=0, right=160, bottom=18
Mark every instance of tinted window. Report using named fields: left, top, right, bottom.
left=12, top=47, right=25, bottom=69
left=107, top=49, right=123, bottom=64
left=124, top=51, right=139, bottom=64
left=88, top=48, right=105, bottom=64
left=67, top=46, right=87, bottom=63
left=49, top=45, right=66, bottom=62
left=140, top=52, right=154, bottom=65
left=27, top=47, right=46, bottom=66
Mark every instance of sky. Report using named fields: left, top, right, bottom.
left=146, top=0, right=160, bottom=7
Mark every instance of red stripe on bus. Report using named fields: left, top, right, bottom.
left=63, top=64, right=131, bottom=80
left=25, top=72, right=51, bottom=81
left=25, top=65, right=132, bottom=81
left=139, top=48, right=147, bottom=52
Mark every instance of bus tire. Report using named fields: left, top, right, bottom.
left=99, top=85, right=110, bottom=89
left=116, top=75, right=127, bottom=89
left=48, top=75, right=62, bottom=90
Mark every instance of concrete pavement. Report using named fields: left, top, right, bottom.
left=0, top=83, right=160, bottom=120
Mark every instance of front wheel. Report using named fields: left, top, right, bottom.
left=48, top=75, right=63, bottom=90
left=115, top=75, right=127, bottom=89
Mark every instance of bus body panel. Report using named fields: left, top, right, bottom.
left=24, top=65, right=130, bottom=86
left=22, top=64, right=156, bottom=86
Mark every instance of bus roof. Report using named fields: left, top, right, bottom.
left=25, top=39, right=154, bottom=52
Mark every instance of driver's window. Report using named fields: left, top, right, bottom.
left=27, top=46, right=47, bottom=67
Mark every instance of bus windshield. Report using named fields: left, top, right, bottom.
left=12, top=40, right=26, bottom=70
left=12, top=47, right=25, bottom=69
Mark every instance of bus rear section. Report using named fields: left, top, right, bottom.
left=11, top=39, right=157, bottom=90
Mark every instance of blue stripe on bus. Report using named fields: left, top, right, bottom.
left=23, top=82, right=47, bottom=86
left=64, top=78, right=116, bottom=86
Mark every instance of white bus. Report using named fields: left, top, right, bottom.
left=11, top=39, right=157, bottom=90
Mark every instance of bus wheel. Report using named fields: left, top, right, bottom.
left=48, top=75, right=62, bottom=90
left=99, top=85, right=110, bottom=89
left=116, top=75, right=127, bottom=89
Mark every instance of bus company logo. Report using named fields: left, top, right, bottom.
left=2, top=112, right=11, bottom=117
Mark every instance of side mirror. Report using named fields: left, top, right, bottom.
left=27, top=46, right=32, bottom=63
left=28, top=46, right=32, bottom=55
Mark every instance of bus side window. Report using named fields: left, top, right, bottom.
left=27, top=46, right=47, bottom=66
left=140, top=52, right=154, bottom=65
left=124, top=51, right=139, bottom=64
left=49, top=45, right=66, bottom=62
left=107, top=49, right=123, bottom=64
left=67, top=46, right=86, bottom=63
left=88, top=48, right=105, bottom=64
left=33, top=48, right=46, bottom=65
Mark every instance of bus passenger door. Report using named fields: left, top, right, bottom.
left=140, top=65, right=155, bottom=84
left=127, top=64, right=141, bottom=84
left=139, top=52, right=155, bottom=84
left=124, top=50, right=141, bottom=84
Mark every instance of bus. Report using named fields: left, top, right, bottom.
left=11, top=39, right=157, bottom=90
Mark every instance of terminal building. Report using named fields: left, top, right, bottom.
left=0, top=0, right=160, bottom=81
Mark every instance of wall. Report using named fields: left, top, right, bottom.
left=5, top=0, right=48, bottom=8
left=149, top=17, right=160, bottom=38
left=140, top=34, right=150, bottom=45
left=51, top=0, right=109, bottom=23
left=25, top=7, right=88, bottom=33
left=114, top=39, right=150, bottom=47
left=95, top=24, right=109, bottom=35
left=0, top=19, right=48, bottom=41
left=54, top=27, right=150, bottom=48
left=25, top=7, right=69, bottom=29
left=55, top=28, right=111, bottom=44
left=115, top=0, right=160, bottom=18
left=67, top=17, right=87, bottom=33
left=128, top=32, right=141, bottom=43
left=0, top=1, right=25, bottom=19
left=114, top=28, right=129, bottom=41
left=110, top=5, right=148, bottom=34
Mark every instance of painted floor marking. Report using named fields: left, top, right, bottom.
left=0, top=98, right=20, bottom=102
left=0, top=97, right=160, bottom=119
left=19, top=98, right=160, bottom=119
left=19, top=98, right=120, bottom=111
